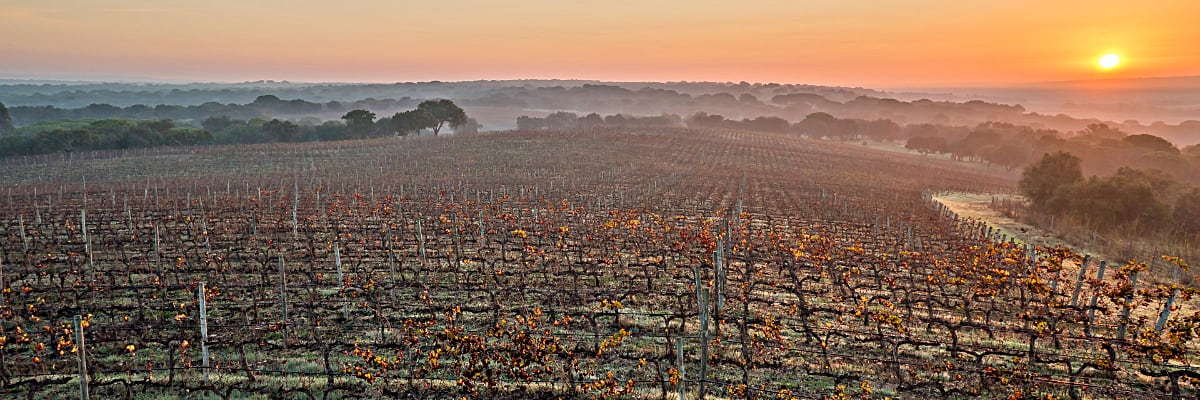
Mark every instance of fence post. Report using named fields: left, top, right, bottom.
left=335, top=243, right=347, bottom=321
left=200, top=218, right=212, bottom=254
left=714, top=246, right=724, bottom=337
left=292, top=182, right=299, bottom=240
left=676, top=337, right=686, bottom=400
left=697, top=287, right=709, bottom=400
left=154, top=224, right=161, bottom=279
left=721, top=220, right=730, bottom=310
left=199, top=282, right=210, bottom=385
left=74, top=315, right=89, bottom=400
left=18, top=215, right=27, bottom=252
left=1156, top=288, right=1180, bottom=332
left=82, top=209, right=94, bottom=281
left=1117, top=270, right=1139, bottom=340
left=1070, top=255, right=1091, bottom=307
left=124, top=196, right=132, bottom=231
left=279, top=254, right=288, bottom=348
left=1085, top=261, right=1108, bottom=337
left=417, top=219, right=427, bottom=267
left=385, top=228, right=398, bottom=300
left=0, top=257, right=5, bottom=311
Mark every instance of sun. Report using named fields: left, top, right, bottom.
left=1098, top=53, right=1121, bottom=69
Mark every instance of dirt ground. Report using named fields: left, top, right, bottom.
left=932, top=192, right=1127, bottom=283
left=934, top=192, right=1107, bottom=256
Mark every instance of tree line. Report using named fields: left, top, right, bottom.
left=516, top=110, right=1200, bottom=184
left=6, top=79, right=1199, bottom=146
left=1, top=95, right=420, bottom=128
left=1020, top=151, right=1200, bottom=237
left=896, top=119, right=1200, bottom=184
left=0, top=100, right=471, bottom=157
left=516, top=112, right=683, bottom=130
left=0, top=118, right=211, bottom=157
left=788, top=112, right=1199, bottom=184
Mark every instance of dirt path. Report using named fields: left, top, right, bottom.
left=930, top=192, right=1137, bottom=293
left=933, top=192, right=1110, bottom=258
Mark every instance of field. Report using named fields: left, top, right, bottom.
left=0, top=128, right=1196, bottom=399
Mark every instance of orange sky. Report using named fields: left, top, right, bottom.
left=2, top=0, right=1198, bottom=86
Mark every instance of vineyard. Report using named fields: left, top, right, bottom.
left=0, top=128, right=1196, bottom=399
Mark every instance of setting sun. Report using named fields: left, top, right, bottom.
left=1098, top=53, right=1121, bottom=69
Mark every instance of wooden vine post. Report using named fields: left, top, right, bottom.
left=278, top=254, right=288, bottom=349
left=82, top=209, right=95, bottom=282
left=199, top=282, right=211, bottom=385
left=1156, top=287, right=1180, bottom=332
left=1116, top=269, right=1139, bottom=340
left=693, top=265, right=710, bottom=399
left=676, top=337, right=687, bottom=400
left=1070, top=255, right=1091, bottom=307
left=1085, top=261, right=1108, bottom=337
left=74, top=315, right=89, bottom=400
left=335, top=243, right=348, bottom=321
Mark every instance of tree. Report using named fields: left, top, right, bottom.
left=544, top=111, right=578, bottom=130
left=516, top=115, right=545, bottom=131
left=1184, top=144, right=1200, bottom=158
left=905, top=136, right=948, bottom=155
left=1175, top=188, right=1200, bottom=234
left=950, top=128, right=1004, bottom=161
left=263, top=119, right=301, bottom=142
left=577, top=113, right=604, bottom=129
left=859, top=119, right=901, bottom=141
left=1081, top=123, right=1125, bottom=139
left=0, top=101, right=15, bottom=136
left=686, top=112, right=727, bottom=129
left=1121, top=134, right=1179, bottom=154
left=374, top=116, right=393, bottom=136
left=201, top=115, right=240, bottom=133
left=391, top=109, right=436, bottom=136
left=143, top=119, right=175, bottom=134
left=793, top=112, right=836, bottom=136
left=603, top=114, right=627, bottom=127
left=794, top=112, right=856, bottom=139
left=35, top=128, right=95, bottom=153
left=984, top=144, right=1030, bottom=171
left=163, top=127, right=213, bottom=146
left=253, top=94, right=283, bottom=105
left=1047, top=168, right=1172, bottom=231
left=1019, top=151, right=1084, bottom=207
left=341, top=109, right=377, bottom=138
left=743, top=116, right=789, bottom=134
left=416, top=99, right=467, bottom=136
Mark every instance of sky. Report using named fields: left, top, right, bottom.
left=2, top=0, right=1198, bottom=87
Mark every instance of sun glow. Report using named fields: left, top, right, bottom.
left=1098, top=53, right=1121, bottom=69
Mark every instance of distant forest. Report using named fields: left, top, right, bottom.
left=515, top=110, right=1200, bottom=186
left=0, top=98, right=475, bottom=157
left=1, top=80, right=1198, bottom=185
left=2, top=80, right=1198, bottom=145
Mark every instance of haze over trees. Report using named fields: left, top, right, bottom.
left=4, top=78, right=1198, bottom=185
left=390, top=109, right=435, bottom=136
left=0, top=99, right=474, bottom=156
left=341, top=109, right=377, bottom=138
left=1020, top=152, right=1085, bottom=207
left=1020, top=151, right=1199, bottom=236
left=3, top=80, right=1198, bottom=146
left=0, top=101, right=14, bottom=136
left=0, top=118, right=211, bottom=156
